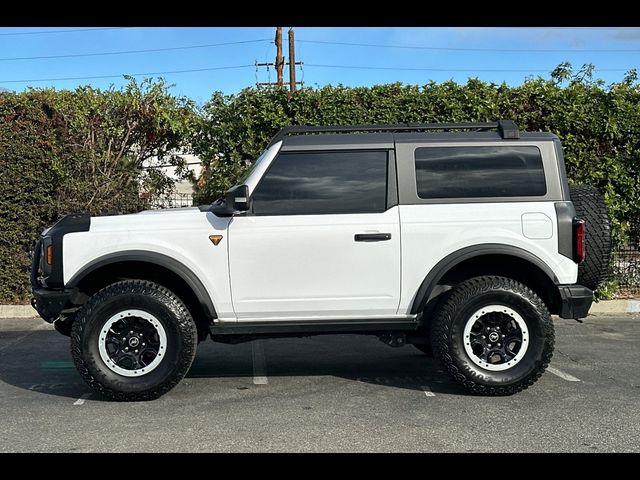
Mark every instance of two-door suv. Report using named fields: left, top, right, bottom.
left=31, top=121, right=611, bottom=400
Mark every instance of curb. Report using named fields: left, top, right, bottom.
left=0, top=300, right=639, bottom=319
left=589, top=299, right=640, bottom=314
left=0, top=305, right=38, bottom=318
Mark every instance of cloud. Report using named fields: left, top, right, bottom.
left=417, top=27, right=635, bottom=49
left=445, top=27, right=596, bottom=47
left=611, top=30, right=640, bottom=41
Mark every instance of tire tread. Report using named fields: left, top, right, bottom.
left=430, top=275, right=555, bottom=396
left=570, top=185, right=612, bottom=290
left=70, top=280, right=197, bottom=401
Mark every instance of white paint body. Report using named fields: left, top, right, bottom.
left=63, top=141, right=578, bottom=323
left=398, top=202, right=577, bottom=311
left=64, top=208, right=235, bottom=321
left=227, top=207, right=401, bottom=320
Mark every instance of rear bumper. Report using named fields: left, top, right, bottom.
left=558, top=285, right=593, bottom=319
left=31, top=288, right=72, bottom=323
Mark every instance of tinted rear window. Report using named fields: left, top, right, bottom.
left=415, top=146, right=546, bottom=199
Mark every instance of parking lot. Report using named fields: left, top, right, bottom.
left=0, top=314, right=639, bottom=452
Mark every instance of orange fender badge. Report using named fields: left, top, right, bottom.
left=209, top=235, right=223, bottom=246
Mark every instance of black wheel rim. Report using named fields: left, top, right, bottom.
left=98, top=310, right=167, bottom=377
left=463, top=305, right=529, bottom=371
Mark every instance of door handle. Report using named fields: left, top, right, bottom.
left=354, top=233, right=392, bottom=242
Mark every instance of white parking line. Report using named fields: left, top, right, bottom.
left=548, top=367, right=581, bottom=382
left=73, top=393, right=92, bottom=405
left=421, top=385, right=436, bottom=397
left=252, top=340, right=268, bottom=385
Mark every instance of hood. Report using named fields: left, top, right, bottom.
left=89, top=206, right=211, bottom=233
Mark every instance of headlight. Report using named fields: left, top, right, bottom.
left=39, top=237, right=52, bottom=287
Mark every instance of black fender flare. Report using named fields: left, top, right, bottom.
left=410, top=244, right=559, bottom=314
left=66, top=250, right=217, bottom=319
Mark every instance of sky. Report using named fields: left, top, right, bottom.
left=0, top=26, right=638, bottom=105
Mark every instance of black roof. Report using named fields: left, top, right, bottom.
left=269, top=121, right=558, bottom=150
left=277, top=131, right=558, bottom=151
left=281, top=133, right=394, bottom=150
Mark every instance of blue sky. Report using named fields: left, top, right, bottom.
left=0, top=26, right=638, bottom=105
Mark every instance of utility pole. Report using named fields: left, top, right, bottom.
left=288, top=28, right=297, bottom=92
left=255, top=27, right=303, bottom=90
left=275, top=27, right=284, bottom=87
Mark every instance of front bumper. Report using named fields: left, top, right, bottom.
left=31, top=288, right=72, bottom=323
left=558, top=285, right=593, bottom=319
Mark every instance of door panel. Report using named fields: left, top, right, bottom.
left=228, top=208, right=401, bottom=319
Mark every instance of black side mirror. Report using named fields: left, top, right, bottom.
left=226, top=184, right=251, bottom=212
left=210, top=184, right=251, bottom=217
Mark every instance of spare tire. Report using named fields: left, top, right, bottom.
left=569, top=185, right=612, bottom=290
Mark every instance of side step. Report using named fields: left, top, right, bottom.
left=210, top=319, right=420, bottom=336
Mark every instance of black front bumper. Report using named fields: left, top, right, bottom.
left=31, top=288, right=72, bottom=323
left=558, top=285, right=593, bottom=319
left=30, top=214, right=90, bottom=323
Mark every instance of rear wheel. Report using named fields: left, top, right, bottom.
left=430, top=276, right=554, bottom=395
left=70, top=280, right=197, bottom=401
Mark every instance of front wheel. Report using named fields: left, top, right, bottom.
left=70, top=280, right=198, bottom=401
left=430, top=276, right=554, bottom=396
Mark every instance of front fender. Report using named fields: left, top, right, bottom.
left=66, top=250, right=217, bottom=319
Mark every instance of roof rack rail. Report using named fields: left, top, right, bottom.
left=267, top=120, right=520, bottom=146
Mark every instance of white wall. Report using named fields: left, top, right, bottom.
left=142, top=153, right=203, bottom=195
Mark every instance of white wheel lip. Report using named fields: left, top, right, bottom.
left=463, top=305, right=529, bottom=372
left=98, top=309, right=167, bottom=378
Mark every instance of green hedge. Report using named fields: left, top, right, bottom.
left=0, top=79, right=197, bottom=303
left=194, top=70, right=640, bottom=249
left=2, top=67, right=639, bottom=303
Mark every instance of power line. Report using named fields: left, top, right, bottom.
left=1, top=27, right=635, bottom=38
left=305, top=63, right=631, bottom=73
left=299, top=39, right=640, bottom=53
left=0, top=27, right=131, bottom=36
left=2, top=62, right=631, bottom=85
left=0, top=64, right=254, bottom=84
left=0, top=39, right=271, bottom=62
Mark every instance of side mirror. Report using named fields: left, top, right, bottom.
left=210, top=184, right=251, bottom=217
left=226, top=184, right=251, bottom=212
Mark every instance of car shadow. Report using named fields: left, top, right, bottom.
left=0, top=329, right=466, bottom=401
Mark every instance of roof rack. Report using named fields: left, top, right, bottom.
left=267, top=120, right=520, bottom=147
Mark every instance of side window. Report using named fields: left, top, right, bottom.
left=252, top=150, right=388, bottom=216
left=415, top=146, right=546, bottom=199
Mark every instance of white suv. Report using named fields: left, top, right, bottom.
left=31, top=121, right=611, bottom=400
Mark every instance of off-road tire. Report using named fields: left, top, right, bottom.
left=70, top=280, right=197, bottom=401
left=430, top=276, right=554, bottom=396
left=570, top=185, right=612, bottom=290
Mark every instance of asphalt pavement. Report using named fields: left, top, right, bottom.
left=0, top=314, right=638, bottom=452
